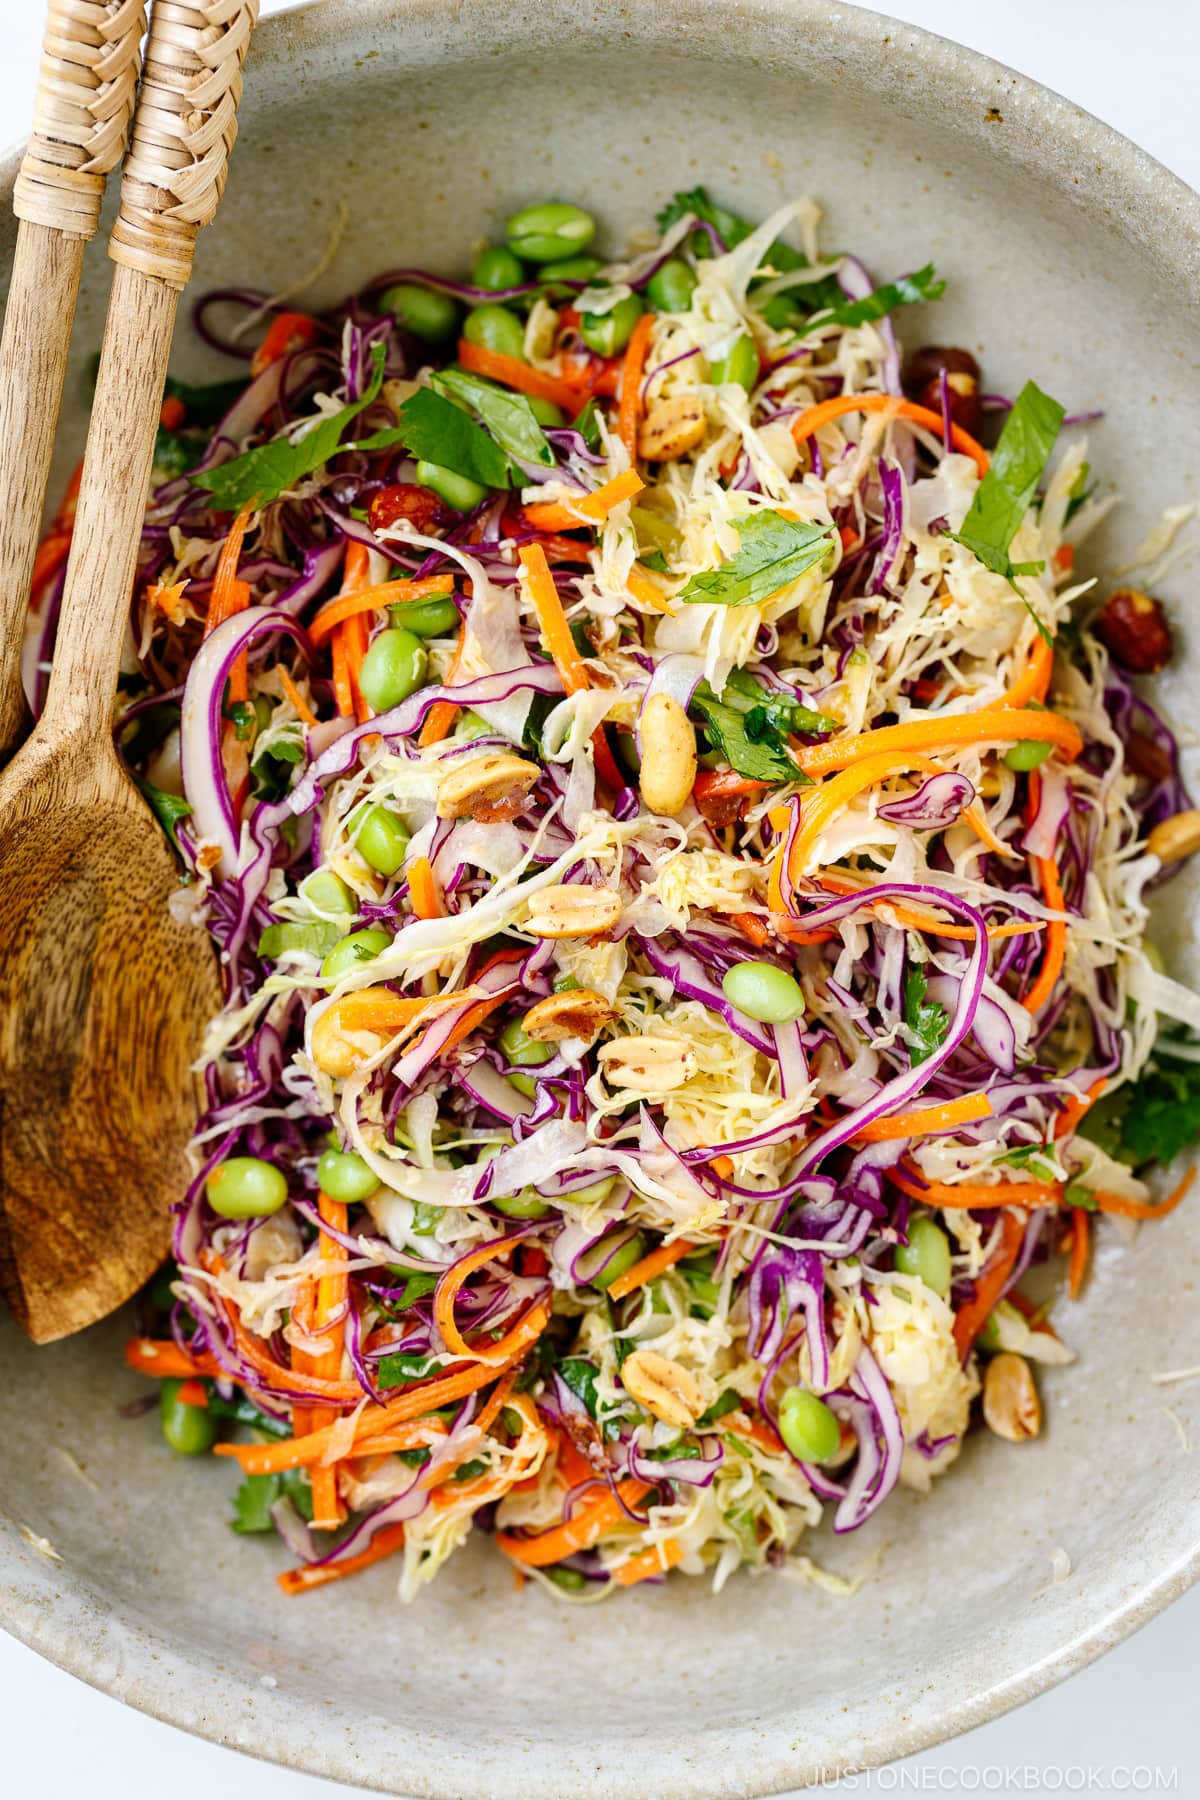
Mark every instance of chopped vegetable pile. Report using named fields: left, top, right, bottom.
left=34, top=187, right=1200, bottom=1601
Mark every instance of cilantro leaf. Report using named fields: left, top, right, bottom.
left=377, top=1268, right=441, bottom=1315
left=192, top=344, right=386, bottom=511
left=949, top=379, right=1065, bottom=585
left=903, top=964, right=950, bottom=1066
left=655, top=187, right=808, bottom=270
left=697, top=1388, right=741, bottom=1427
left=355, top=384, right=513, bottom=490
left=722, top=667, right=838, bottom=737
left=691, top=686, right=798, bottom=783
left=376, top=1349, right=440, bottom=1386
left=135, top=777, right=191, bottom=851
left=1095, top=1042, right=1200, bottom=1169
left=231, top=1468, right=313, bottom=1535
left=678, top=511, right=835, bottom=609
left=808, top=263, right=945, bottom=331
left=558, top=1357, right=601, bottom=1418
left=434, top=369, right=554, bottom=468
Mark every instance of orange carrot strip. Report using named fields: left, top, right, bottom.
left=457, top=337, right=592, bottom=413
left=710, top=1155, right=734, bottom=1179
left=251, top=309, right=318, bottom=378
left=1094, top=1169, right=1195, bottom=1220
left=617, top=311, right=656, bottom=462
left=1054, top=1076, right=1106, bottom=1142
left=853, top=1093, right=993, bottom=1143
left=611, top=1537, right=685, bottom=1587
left=1002, top=633, right=1054, bottom=709
left=278, top=666, right=318, bottom=728
left=890, top=1163, right=1062, bottom=1210
left=342, top=609, right=371, bottom=723
left=175, top=1378, right=209, bottom=1408
left=125, top=1338, right=221, bottom=1379
left=522, top=469, right=645, bottom=534
left=1022, top=851, right=1066, bottom=1015
left=277, top=1522, right=407, bottom=1596
left=434, top=1236, right=524, bottom=1360
left=810, top=870, right=1045, bottom=945
left=518, top=541, right=590, bottom=694
left=962, top=803, right=1012, bottom=859
left=330, top=626, right=354, bottom=719
left=626, top=564, right=675, bottom=613
left=308, top=575, right=455, bottom=645
left=495, top=1479, right=651, bottom=1568
left=205, top=504, right=254, bottom=700
left=607, top=1239, right=699, bottom=1301
left=407, top=855, right=443, bottom=919
left=729, top=910, right=772, bottom=949
left=794, top=708, right=1082, bottom=780
left=417, top=619, right=466, bottom=747
left=1067, top=1208, right=1090, bottom=1300
left=953, top=1211, right=1027, bottom=1359
left=791, top=393, right=990, bottom=479
left=472, top=1369, right=519, bottom=1441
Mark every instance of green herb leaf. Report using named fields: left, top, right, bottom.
left=192, top=344, right=386, bottom=511
left=378, top=1268, right=441, bottom=1314
left=678, top=510, right=835, bottom=609
left=154, top=426, right=200, bottom=478
left=434, top=368, right=554, bottom=468
left=902, top=964, right=950, bottom=1066
left=691, top=686, right=798, bottom=783
left=809, top=263, right=945, bottom=331
left=1094, top=1039, right=1200, bottom=1168
left=722, top=667, right=838, bottom=737
left=206, top=1392, right=291, bottom=1439
left=353, top=384, right=513, bottom=489
left=134, top=778, right=192, bottom=850
left=697, top=1388, right=741, bottom=1427
left=572, top=397, right=602, bottom=452
left=949, top=379, right=1065, bottom=585
left=231, top=1468, right=314, bottom=1535
left=376, top=1349, right=440, bottom=1386
left=655, top=187, right=808, bottom=270
left=558, top=1357, right=601, bottom=1418
left=997, top=1142, right=1057, bottom=1180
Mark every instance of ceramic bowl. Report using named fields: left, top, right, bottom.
left=3, top=3, right=1200, bottom=1794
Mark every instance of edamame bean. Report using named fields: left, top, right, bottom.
left=505, top=201, right=596, bottom=264
left=709, top=333, right=758, bottom=390
left=317, top=1147, right=381, bottom=1203
left=494, top=1188, right=552, bottom=1219
left=545, top=1566, right=588, bottom=1591
left=355, top=803, right=409, bottom=877
left=388, top=596, right=462, bottom=637
left=321, top=926, right=392, bottom=981
left=359, top=627, right=428, bottom=712
left=472, top=244, right=525, bottom=292
left=579, top=293, right=643, bottom=358
left=564, top=1176, right=615, bottom=1205
left=777, top=1387, right=841, bottom=1463
left=721, top=960, right=805, bottom=1024
left=160, top=1378, right=218, bottom=1455
left=646, top=258, right=697, bottom=313
left=380, top=282, right=460, bottom=343
left=1003, top=738, right=1052, bottom=771
left=206, top=1156, right=288, bottom=1220
left=589, top=1230, right=647, bottom=1290
left=526, top=395, right=566, bottom=428
left=300, top=868, right=355, bottom=917
left=894, top=1217, right=952, bottom=1298
left=462, top=302, right=527, bottom=360
left=414, top=459, right=488, bottom=513
left=498, top=1016, right=554, bottom=1097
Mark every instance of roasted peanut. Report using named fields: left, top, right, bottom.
left=1095, top=588, right=1173, bottom=674
left=522, top=987, right=613, bottom=1043
left=639, top=693, right=697, bottom=817
left=637, top=393, right=707, bottom=462
left=597, top=1035, right=696, bottom=1092
left=524, top=883, right=622, bottom=939
left=436, top=752, right=539, bottom=822
left=621, top=1349, right=705, bottom=1429
left=1124, top=731, right=1173, bottom=784
left=982, top=1352, right=1042, bottom=1442
left=903, top=345, right=982, bottom=432
left=1147, top=809, right=1200, bottom=864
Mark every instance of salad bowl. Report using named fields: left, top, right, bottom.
left=2, top=2, right=1200, bottom=1794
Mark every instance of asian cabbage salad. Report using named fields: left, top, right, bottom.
left=38, top=188, right=1200, bottom=1600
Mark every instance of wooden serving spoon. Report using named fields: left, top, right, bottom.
left=0, top=2, right=258, bottom=1344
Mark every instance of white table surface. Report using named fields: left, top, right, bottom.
left=4, top=2, right=1199, bottom=1795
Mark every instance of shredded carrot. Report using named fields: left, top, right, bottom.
left=495, top=1479, right=651, bottom=1568
left=125, top=1338, right=221, bottom=1379
left=607, top=1238, right=699, bottom=1301
left=591, top=722, right=626, bottom=791
left=963, top=802, right=1013, bottom=859
left=330, top=625, right=354, bottom=720
left=726, top=1413, right=787, bottom=1457
left=457, top=337, right=592, bottom=413
left=308, top=575, right=455, bottom=645
left=407, top=855, right=443, bottom=919
left=626, top=564, right=676, bottom=614
left=434, top=1236, right=525, bottom=1360
left=953, top=1211, right=1026, bottom=1359
left=1022, top=852, right=1066, bottom=1015
left=710, top=1155, right=734, bottom=1179
left=472, top=1369, right=519, bottom=1440
left=890, top=1165, right=1061, bottom=1210
left=794, top=708, right=1082, bottom=781
left=278, top=666, right=318, bottom=728
left=159, top=393, right=187, bottom=431
left=806, top=870, right=1045, bottom=945
left=1067, top=1208, right=1090, bottom=1301
left=522, top=468, right=645, bottom=534
left=611, top=1538, right=685, bottom=1587
left=1053, top=1076, right=1106, bottom=1142
left=1001, top=632, right=1054, bottom=709
left=417, top=619, right=466, bottom=747
left=251, top=309, right=318, bottom=378
left=518, top=541, right=590, bottom=694
left=853, top=1093, right=993, bottom=1143
left=617, top=311, right=656, bottom=462
left=791, top=392, right=990, bottom=479
left=1094, top=1168, right=1195, bottom=1220
left=838, top=523, right=859, bottom=553
left=278, top=1522, right=407, bottom=1596
left=175, top=1378, right=209, bottom=1408
left=204, top=504, right=254, bottom=700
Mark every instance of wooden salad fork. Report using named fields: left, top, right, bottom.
left=0, top=1, right=258, bottom=1343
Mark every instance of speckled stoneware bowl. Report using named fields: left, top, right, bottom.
left=3, top=2, right=1200, bottom=1793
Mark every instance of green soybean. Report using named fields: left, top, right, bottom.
left=526, top=395, right=566, bottom=428
left=359, top=628, right=428, bottom=712
left=709, top=333, right=758, bottom=391
left=777, top=1387, right=841, bottom=1463
left=894, top=1217, right=952, bottom=1298
left=206, top=1156, right=288, bottom=1221
left=493, top=1188, right=553, bottom=1220
left=579, top=293, right=643, bottom=358
left=388, top=596, right=461, bottom=638
left=721, top=960, right=805, bottom=1024
left=300, top=867, right=355, bottom=918
left=160, top=1378, right=218, bottom=1455
left=498, top=1016, right=554, bottom=1097
left=321, top=926, right=392, bottom=981
left=1003, top=738, right=1053, bottom=771
left=505, top=201, right=596, bottom=264
left=471, top=244, right=525, bottom=292
left=317, top=1147, right=381, bottom=1203
left=589, top=1230, right=647, bottom=1291
left=566, top=1176, right=616, bottom=1206
left=462, top=302, right=527, bottom=360
left=355, top=804, right=409, bottom=877
left=646, top=258, right=697, bottom=313
left=414, top=459, right=488, bottom=513
left=380, top=282, right=459, bottom=343
left=545, top=1566, right=588, bottom=1591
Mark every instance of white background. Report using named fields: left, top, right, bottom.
left=3, top=1, right=1200, bottom=1795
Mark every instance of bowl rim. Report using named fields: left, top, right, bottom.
left=2, top=0, right=1199, bottom=1792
